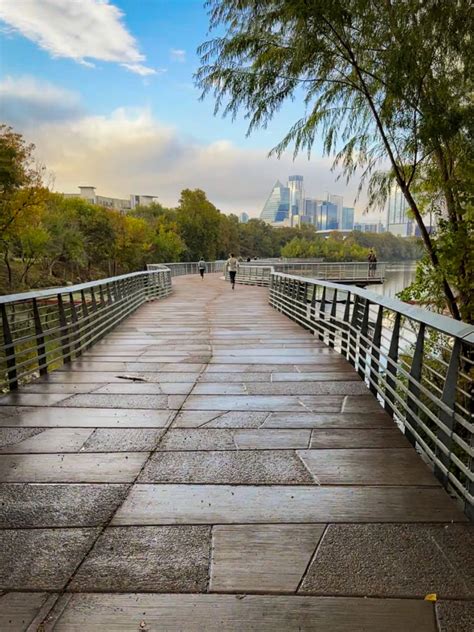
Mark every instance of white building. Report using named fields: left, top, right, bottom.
left=63, top=187, right=158, bottom=213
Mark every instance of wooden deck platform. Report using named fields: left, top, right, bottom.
left=0, top=275, right=471, bottom=631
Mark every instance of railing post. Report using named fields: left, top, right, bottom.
left=1, top=303, right=18, bottom=390
left=348, top=295, right=360, bottom=367
left=434, top=339, right=461, bottom=485
left=329, top=289, right=337, bottom=349
left=384, top=312, right=401, bottom=418
left=358, top=299, right=370, bottom=380
left=32, top=298, right=47, bottom=376
left=405, top=323, right=425, bottom=447
left=57, top=294, right=71, bottom=364
left=69, top=293, right=81, bottom=358
left=341, top=292, right=351, bottom=359
left=318, top=287, right=326, bottom=342
left=80, top=289, right=92, bottom=349
left=369, top=306, right=383, bottom=396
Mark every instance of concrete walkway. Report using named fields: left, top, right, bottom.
left=0, top=274, right=472, bottom=631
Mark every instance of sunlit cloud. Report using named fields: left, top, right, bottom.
left=3, top=77, right=366, bottom=215
left=0, top=0, right=156, bottom=75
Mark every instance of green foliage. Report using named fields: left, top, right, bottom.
left=197, top=0, right=473, bottom=320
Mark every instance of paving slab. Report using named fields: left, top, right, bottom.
left=199, top=372, right=272, bottom=382
left=210, top=524, right=325, bottom=592
left=342, top=395, right=385, bottom=413
left=436, top=600, right=474, bottom=632
left=272, top=372, right=360, bottom=381
left=310, top=428, right=410, bottom=448
left=0, top=528, right=99, bottom=590
left=297, top=448, right=437, bottom=485
left=81, top=428, right=164, bottom=451
left=139, top=450, right=314, bottom=484
left=299, top=524, right=474, bottom=599
left=0, top=407, right=172, bottom=428
left=0, top=393, right=70, bottom=407
left=183, top=395, right=344, bottom=412
left=69, top=526, right=211, bottom=592
left=0, top=592, right=51, bottom=631
left=43, top=371, right=199, bottom=383
left=172, top=411, right=269, bottom=428
left=92, top=382, right=194, bottom=395
left=0, top=427, right=46, bottom=448
left=0, top=483, right=130, bottom=528
left=58, top=393, right=185, bottom=409
left=53, top=593, right=437, bottom=631
left=0, top=452, right=149, bottom=482
left=0, top=428, right=93, bottom=453
left=19, top=383, right=104, bottom=394
left=262, top=412, right=393, bottom=429
left=112, top=484, right=464, bottom=525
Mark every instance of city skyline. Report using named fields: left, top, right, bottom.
left=0, top=0, right=382, bottom=221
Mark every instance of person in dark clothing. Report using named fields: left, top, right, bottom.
left=198, top=258, right=206, bottom=279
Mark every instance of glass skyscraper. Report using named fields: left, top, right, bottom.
left=288, top=175, right=304, bottom=217
left=260, top=180, right=290, bottom=222
left=342, top=207, right=355, bottom=230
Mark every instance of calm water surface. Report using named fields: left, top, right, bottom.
left=370, top=262, right=417, bottom=299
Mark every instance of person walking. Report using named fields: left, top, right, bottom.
left=198, top=258, right=206, bottom=279
left=367, top=249, right=375, bottom=277
left=226, top=253, right=239, bottom=290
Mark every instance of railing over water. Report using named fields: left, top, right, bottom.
left=0, top=269, right=172, bottom=391
left=266, top=268, right=473, bottom=518
left=228, top=261, right=386, bottom=286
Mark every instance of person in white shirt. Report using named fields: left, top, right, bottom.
left=225, top=253, right=239, bottom=290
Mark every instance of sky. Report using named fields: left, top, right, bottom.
left=0, top=0, right=379, bottom=219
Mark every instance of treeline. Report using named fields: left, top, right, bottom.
left=0, top=125, right=421, bottom=293
left=282, top=231, right=423, bottom=261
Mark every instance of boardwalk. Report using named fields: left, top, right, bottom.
left=0, top=274, right=472, bottom=631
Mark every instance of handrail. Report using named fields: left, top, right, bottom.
left=0, top=269, right=172, bottom=391
left=233, top=264, right=474, bottom=519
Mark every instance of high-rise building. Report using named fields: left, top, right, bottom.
left=328, top=194, right=344, bottom=226
left=260, top=180, right=290, bottom=223
left=386, top=187, right=413, bottom=236
left=341, top=207, right=355, bottom=230
left=288, top=175, right=304, bottom=218
left=318, top=201, right=339, bottom=231
left=239, top=212, right=249, bottom=224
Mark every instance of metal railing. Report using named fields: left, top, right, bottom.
left=227, top=261, right=386, bottom=286
left=0, top=269, right=172, bottom=391
left=147, top=261, right=225, bottom=276
left=266, top=269, right=473, bottom=518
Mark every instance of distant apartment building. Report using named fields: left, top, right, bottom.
left=239, top=212, right=249, bottom=224
left=328, top=193, right=344, bottom=227
left=63, top=186, right=158, bottom=213
left=385, top=187, right=414, bottom=236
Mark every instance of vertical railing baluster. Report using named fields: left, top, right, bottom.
left=57, top=294, right=71, bottom=364
left=1, top=303, right=18, bottom=390
left=348, top=295, right=360, bottom=367
left=369, top=306, right=383, bottom=396
left=80, top=289, right=92, bottom=349
left=32, top=298, right=47, bottom=376
left=405, top=323, right=425, bottom=447
left=341, top=292, right=351, bottom=359
left=385, top=312, right=401, bottom=418
left=358, top=299, right=370, bottom=380
left=69, top=293, right=81, bottom=358
left=328, top=289, right=337, bottom=348
left=318, top=287, right=326, bottom=342
left=434, top=339, right=461, bottom=485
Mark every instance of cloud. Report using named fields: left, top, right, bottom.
left=0, top=75, right=84, bottom=126
left=170, top=49, right=186, bottom=63
left=0, top=0, right=155, bottom=75
left=5, top=78, right=369, bottom=215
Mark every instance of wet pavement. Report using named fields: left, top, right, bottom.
left=0, top=274, right=472, bottom=631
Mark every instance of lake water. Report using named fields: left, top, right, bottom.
left=370, top=261, right=417, bottom=299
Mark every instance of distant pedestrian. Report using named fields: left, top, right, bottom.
left=367, top=249, right=377, bottom=277
left=226, top=253, right=239, bottom=290
left=246, top=257, right=251, bottom=262
left=198, top=258, right=206, bottom=279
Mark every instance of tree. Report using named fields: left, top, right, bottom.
left=197, top=0, right=473, bottom=320
left=176, top=189, right=222, bottom=260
